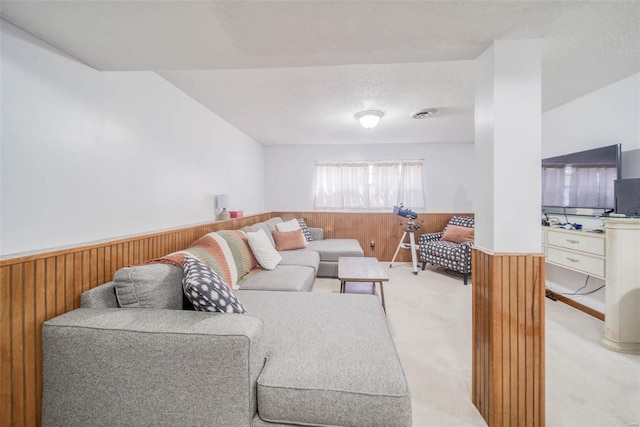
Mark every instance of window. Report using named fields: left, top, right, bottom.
left=313, top=160, right=425, bottom=210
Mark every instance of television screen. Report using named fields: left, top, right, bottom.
left=542, top=144, right=621, bottom=210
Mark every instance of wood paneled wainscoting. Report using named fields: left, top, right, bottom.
left=0, top=213, right=271, bottom=427
left=472, top=248, right=546, bottom=427
left=274, top=211, right=471, bottom=263
left=0, top=211, right=468, bottom=426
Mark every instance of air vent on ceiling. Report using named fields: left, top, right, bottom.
left=411, top=108, right=437, bottom=119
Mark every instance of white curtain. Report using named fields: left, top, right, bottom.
left=541, top=166, right=566, bottom=207
left=314, top=163, right=343, bottom=209
left=398, top=161, right=425, bottom=209
left=369, top=163, right=400, bottom=209
left=542, top=165, right=616, bottom=208
left=314, top=160, right=425, bottom=210
left=342, top=163, right=370, bottom=208
left=314, top=163, right=368, bottom=209
left=570, top=166, right=616, bottom=208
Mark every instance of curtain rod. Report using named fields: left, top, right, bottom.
left=314, top=159, right=424, bottom=164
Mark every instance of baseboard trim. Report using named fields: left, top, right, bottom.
left=547, top=290, right=605, bottom=321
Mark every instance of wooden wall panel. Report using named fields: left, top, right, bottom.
left=472, top=248, right=545, bottom=427
left=0, top=211, right=467, bottom=426
left=273, top=211, right=470, bottom=263
left=0, top=212, right=271, bottom=427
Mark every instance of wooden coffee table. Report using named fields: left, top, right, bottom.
left=338, top=257, right=389, bottom=313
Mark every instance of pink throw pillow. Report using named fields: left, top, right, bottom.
left=441, top=225, right=474, bottom=243
left=272, top=229, right=307, bottom=251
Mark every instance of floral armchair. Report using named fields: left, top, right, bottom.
left=418, top=216, right=475, bottom=285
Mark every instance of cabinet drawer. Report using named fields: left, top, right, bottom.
left=547, top=230, right=605, bottom=256
left=546, top=247, right=605, bottom=278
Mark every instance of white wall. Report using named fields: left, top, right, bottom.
left=0, top=21, right=264, bottom=256
left=264, top=142, right=474, bottom=213
left=543, top=72, right=640, bottom=173
left=541, top=72, right=640, bottom=314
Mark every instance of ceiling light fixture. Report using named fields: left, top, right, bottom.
left=356, top=110, right=384, bottom=129
left=411, top=108, right=437, bottom=119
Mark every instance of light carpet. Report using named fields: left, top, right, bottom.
left=312, top=262, right=640, bottom=427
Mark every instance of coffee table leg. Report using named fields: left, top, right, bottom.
left=340, top=280, right=344, bottom=293
left=378, top=281, right=386, bottom=314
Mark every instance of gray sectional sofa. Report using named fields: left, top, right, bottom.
left=41, top=217, right=411, bottom=426
left=251, top=216, right=364, bottom=277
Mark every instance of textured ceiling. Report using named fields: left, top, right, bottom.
left=2, top=1, right=639, bottom=146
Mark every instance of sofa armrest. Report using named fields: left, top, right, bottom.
left=418, top=232, right=444, bottom=244
left=42, top=308, right=265, bottom=426
left=309, top=227, right=324, bottom=240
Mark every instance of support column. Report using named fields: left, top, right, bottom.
left=472, top=40, right=545, bottom=427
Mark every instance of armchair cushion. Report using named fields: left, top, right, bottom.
left=447, top=216, right=475, bottom=228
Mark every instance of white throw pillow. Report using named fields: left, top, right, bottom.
left=246, top=229, right=282, bottom=270
left=275, top=218, right=301, bottom=232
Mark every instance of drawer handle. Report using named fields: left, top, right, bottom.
left=566, top=239, right=580, bottom=244
left=566, top=257, right=580, bottom=263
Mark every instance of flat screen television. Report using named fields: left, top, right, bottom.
left=541, top=144, right=622, bottom=214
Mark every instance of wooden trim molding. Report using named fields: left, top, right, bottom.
left=472, top=247, right=546, bottom=427
left=545, top=290, right=604, bottom=321
left=0, top=210, right=471, bottom=426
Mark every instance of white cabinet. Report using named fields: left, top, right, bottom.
left=542, top=228, right=606, bottom=279
left=542, top=220, right=640, bottom=354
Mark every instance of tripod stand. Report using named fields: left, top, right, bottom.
left=390, top=217, right=421, bottom=275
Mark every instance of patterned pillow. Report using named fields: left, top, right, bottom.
left=182, top=256, right=247, bottom=314
left=297, top=218, right=313, bottom=242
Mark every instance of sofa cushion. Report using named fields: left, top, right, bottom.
left=265, top=217, right=283, bottom=233
left=81, top=282, right=119, bottom=308
left=423, top=240, right=464, bottom=260
left=42, top=308, right=265, bottom=427
left=308, top=227, right=324, bottom=241
left=113, top=264, right=183, bottom=309
left=247, top=229, right=282, bottom=270
left=278, top=250, right=320, bottom=274
left=305, top=238, right=364, bottom=262
left=182, top=256, right=247, bottom=314
left=251, top=221, right=277, bottom=247
left=272, top=229, right=307, bottom=251
left=237, top=291, right=412, bottom=427
left=238, top=266, right=315, bottom=292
